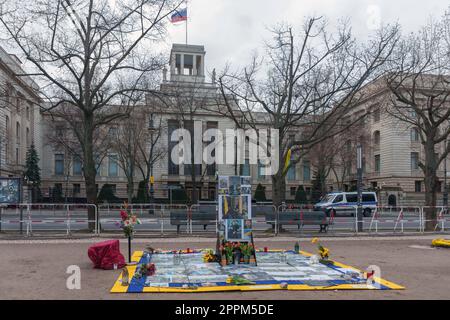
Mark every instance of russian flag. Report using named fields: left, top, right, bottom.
left=171, top=8, right=187, bottom=23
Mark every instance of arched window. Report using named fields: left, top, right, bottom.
left=373, top=130, right=380, bottom=145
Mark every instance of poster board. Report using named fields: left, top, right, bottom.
left=218, top=175, right=252, bottom=242
left=0, top=177, right=21, bottom=204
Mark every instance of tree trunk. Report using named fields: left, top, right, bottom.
left=83, top=114, right=97, bottom=231
left=423, top=142, right=438, bottom=231
left=126, top=178, right=134, bottom=204
left=271, top=174, right=286, bottom=208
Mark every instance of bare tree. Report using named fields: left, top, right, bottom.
left=0, top=0, right=182, bottom=229
left=110, top=105, right=166, bottom=203
left=385, top=12, right=450, bottom=230
left=135, top=110, right=166, bottom=202
left=309, top=116, right=370, bottom=191
left=216, top=18, right=399, bottom=206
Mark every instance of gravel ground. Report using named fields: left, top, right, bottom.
left=0, top=235, right=449, bottom=300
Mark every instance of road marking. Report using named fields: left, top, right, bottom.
left=408, top=245, right=436, bottom=250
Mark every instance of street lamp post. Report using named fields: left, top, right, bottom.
left=356, top=144, right=363, bottom=232
left=444, top=138, right=448, bottom=210
left=148, top=114, right=155, bottom=204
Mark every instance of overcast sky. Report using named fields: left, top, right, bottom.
left=165, top=0, right=450, bottom=78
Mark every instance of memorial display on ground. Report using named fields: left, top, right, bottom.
left=110, top=249, right=404, bottom=293
left=107, top=175, right=403, bottom=294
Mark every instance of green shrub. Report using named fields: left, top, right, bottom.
left=295, top=185, right=307, bottom=204
left=254, top=183, right=267, bottom=202
left=97, top=184, right=121, bottom=203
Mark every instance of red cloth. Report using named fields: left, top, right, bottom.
left=88, top=239, right=126, bottom=270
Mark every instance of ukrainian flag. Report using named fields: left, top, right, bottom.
left=282, top=148, right=292, bottom=175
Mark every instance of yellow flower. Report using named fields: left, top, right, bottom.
left=320, top=247, right=330, bottom=259
left=311, top=237, right=319, bottom=244
left=226, top=277, right=232, bottom=284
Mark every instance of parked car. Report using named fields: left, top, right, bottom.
left=314, top=192, right=377, bottom=217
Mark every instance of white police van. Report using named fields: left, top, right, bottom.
left=314, top=192, right=377, bottom=217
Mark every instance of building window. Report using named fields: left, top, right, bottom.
left=183, top=120, right=201, bottom=176
left=5, top=115, right=9, bottom=136
left=55, top=154, right=64, bottom=175
left=374, top=155, right=380, bottom=173
left=175, top=54, right=181, bottom=74
left=411, top=128, right=419, bottom=142
left=15, top=147, right=19, bottom=164
left=346, top=140, right=352, bottom=152
left=73, top=156, right=82, bottom=176
left=241, top=159, right=250, bottom=176
left=290, top=187, right=296, bottom=196
left=26, top=128, right=30, bottom=146
left=73, top=184, right=81, bottom=194
left=303, top=160, right=311, bottom=181
left=436, top=181, right=442, bottom=193
left=257, top=161, right=265, bottom=179
left=16, top=122, right=20, bottom=141
left=206, top=121, right=217, bottom=176
left=183, top=54, right=193, bottom=75
left=373, top=130, right=380, bottom=145
left=411, top=152, right=419, bottom=171
left=415, top=181, right=422, bottom=192
left=287, top=163, right=296, bottom=181
left=168, top=120, right=179, bottom=175
left=108, top=154, right=118, bottom=177
left=373, top=108, right=380, bottom=122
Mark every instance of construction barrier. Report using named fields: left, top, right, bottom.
left=368, top=206, right=422, bottom=233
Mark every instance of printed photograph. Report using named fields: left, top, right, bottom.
left=225, top=219, right=244, bottom=241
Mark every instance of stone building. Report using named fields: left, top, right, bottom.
left=331, top=77, right=450, bottom=206
left=38, top=43, right=314, bottom=202
left=0, top=46, right=40, bottom=179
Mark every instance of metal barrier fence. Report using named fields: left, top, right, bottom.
left=434, top=207, right=450, bottom=231
left=2, top=203, right=450, bottom=236
left=0, top=203, right=98, bottom=236
left=97, top=203, right=190, bottom=235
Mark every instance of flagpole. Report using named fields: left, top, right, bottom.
left=185, top=0, right=188, bottom=45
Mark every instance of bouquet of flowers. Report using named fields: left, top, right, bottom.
left=223, top=242, right=234, bottom=262
left=240, top=243, right=254, bottom=258
left=119, top=210, right=141, bottom=238
left=311, top=237, right=330, bottom=261
left=226, top=275, right=255, bottom=285
left=202, top=249, right=217, bottom=263
left=134, top=262, right=155, bottom=279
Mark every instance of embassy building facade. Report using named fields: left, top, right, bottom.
left=38, top=44, right=314, bottom=203
left=31, top=44, right=450, bottom=206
